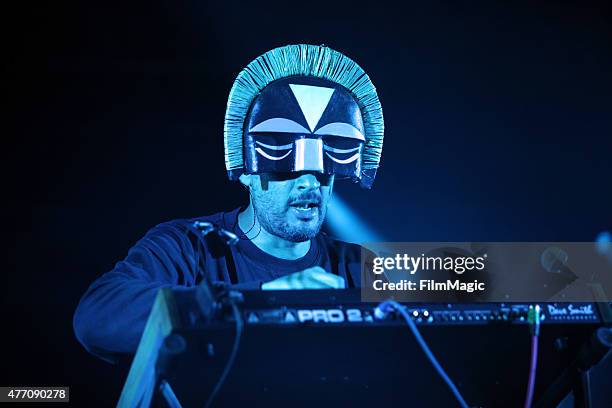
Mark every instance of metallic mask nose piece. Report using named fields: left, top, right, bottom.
left=294, top=138, right=323, bottom=172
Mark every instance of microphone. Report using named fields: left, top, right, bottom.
left=193, top=221, right=239, bottom=246
left=540, top=247, right=578, bottom=280
left=190, top=221, right=242, bottom=321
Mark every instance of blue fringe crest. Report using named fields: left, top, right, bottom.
left=224, top=44, right=384, bottom=184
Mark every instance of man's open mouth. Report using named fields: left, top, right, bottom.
left=290, top=200, right=320, bottom=210
left=290, top=200, right=319, bottom=209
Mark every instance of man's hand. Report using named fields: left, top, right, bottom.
left=261, top=266, right=345, bottom=290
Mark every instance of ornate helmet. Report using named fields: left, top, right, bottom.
left=224, top=44, right=384, bottom=188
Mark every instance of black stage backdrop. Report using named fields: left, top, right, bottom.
left=4, top=1, right=612, bottom=406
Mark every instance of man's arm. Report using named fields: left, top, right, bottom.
left=73, top=222, right=198, bottom=363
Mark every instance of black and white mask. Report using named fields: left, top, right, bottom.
left=243, top=77, right=365, bottom=180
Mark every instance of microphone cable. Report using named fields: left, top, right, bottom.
left=204, top=300, right=244, bottom=408
left=524, top=305, right=541, bottom=408
left=186, top=221, right=245, bottom=407
left=375, top=300, right=469, bottom=408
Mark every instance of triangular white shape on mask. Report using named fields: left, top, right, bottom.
left=289, top=84, right=335, bottom=132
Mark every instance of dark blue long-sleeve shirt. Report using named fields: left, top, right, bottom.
left=73, top=207, right=363, bottom=362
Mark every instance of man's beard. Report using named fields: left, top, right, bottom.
left=252, top=191, right=326, bottom=243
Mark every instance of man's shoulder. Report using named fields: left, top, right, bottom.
left=317, top=233, right=363, bottom=261
left=191, top=209, right=238, bottom=228
left=141, top=209, right=239, bottom=244
left=317, top=233, right=379, bottom=264
left=151, top=209, right=239, bottom=232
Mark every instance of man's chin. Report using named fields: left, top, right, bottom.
left=283, top=229, right=319, bottom=243
left=257, top=207, right=325, bottom=242
left=276, top=220, right=322, bottom=242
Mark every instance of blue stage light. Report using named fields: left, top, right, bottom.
left=325, top=193, right=384, bottom=244
left=595, top=230, right=611, bottom=256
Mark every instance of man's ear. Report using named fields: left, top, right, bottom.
left=238, top=173, right=259, bottom=190
left=240, top=174, right=267, bottom=191
left=239, top=174, right=253, bottom=190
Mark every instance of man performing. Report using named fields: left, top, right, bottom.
left=73, top=44, right=385, bottom=362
